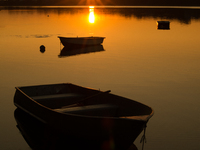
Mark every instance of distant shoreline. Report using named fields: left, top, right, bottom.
left=1, top=0, right=200, bottom=7
left=1, top=6, right=200, bottom=9
left=1, top=5, right=200, bottom=7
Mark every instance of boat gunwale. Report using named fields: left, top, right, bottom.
left=58, top=36, right=105, bottom=39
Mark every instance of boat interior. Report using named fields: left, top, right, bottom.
left=18, top=83, right=153, bottom=119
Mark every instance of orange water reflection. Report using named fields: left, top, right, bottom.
left=1, top=7, right=200, bottom=150
left=89, top=6, right=95, bottom=23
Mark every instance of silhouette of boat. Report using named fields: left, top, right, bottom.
left=14, top=83, right=153, bottom=150
left=58, top=36, right=105, bottom=47
left=157, top=21, right=170, bottom=30
left=59, top=45, right=105, bottom=57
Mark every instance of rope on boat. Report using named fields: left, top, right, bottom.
left=140, top=123, right=147, bottom=150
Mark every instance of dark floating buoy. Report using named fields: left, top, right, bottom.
left=157, top=21, right=170, bottom=30
left=40, top=45, right=45, bottom=53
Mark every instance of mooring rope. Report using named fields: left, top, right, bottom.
left=140, top=124, right=147, bottom=150
left=60, top=40, right=62, bottom=51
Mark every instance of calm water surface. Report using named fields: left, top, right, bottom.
left=0, top=6, right=200, bottom=150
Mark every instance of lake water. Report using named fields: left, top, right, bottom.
left=0, top=6, right=200, bottom=150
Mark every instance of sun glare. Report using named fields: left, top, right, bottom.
left=89, top=6, right=95, bottom=23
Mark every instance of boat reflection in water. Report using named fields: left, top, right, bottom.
left=14, top=108, right=138, bottom=150
left=59, top=44, right=105, bottom=57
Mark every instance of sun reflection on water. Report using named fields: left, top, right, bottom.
left=89, top=6, right=95, bottom=23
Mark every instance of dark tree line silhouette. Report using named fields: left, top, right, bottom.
left=1, top=0, right=200, bottom=6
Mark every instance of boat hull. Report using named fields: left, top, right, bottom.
left=14, top=83, right=153, bottom=150
left=58, top=36, right=105, bottom=47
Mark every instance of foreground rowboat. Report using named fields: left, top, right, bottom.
left=14, top=83, right=153, bottom=150
left=58, top=36, right=105, bottom=47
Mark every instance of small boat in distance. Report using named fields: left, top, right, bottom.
left=58, top=36, right=105, bottom=47
left=157, top=21, right=170, bottom=30
left=14, top=83, right=154, bottom=150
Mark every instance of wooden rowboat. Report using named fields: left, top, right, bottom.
left=14, top=83, right=153, bottom=150
left=58, top=36, right=105, bottom=47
